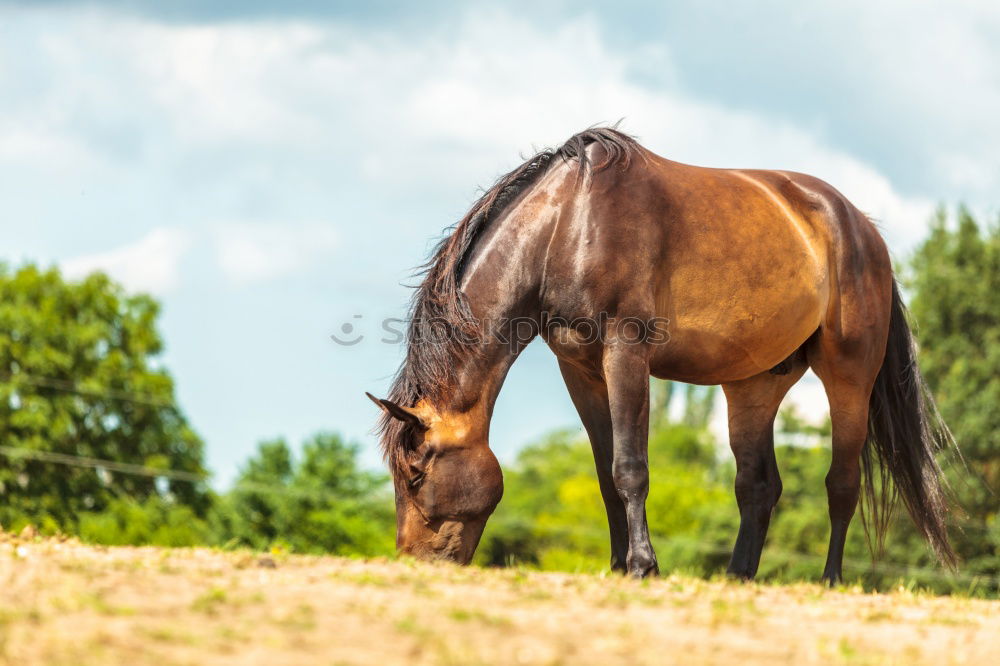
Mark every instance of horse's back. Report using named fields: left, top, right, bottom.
left=538, top=144, right=891, bottom=383
left=639, top=160, right=833, bottom=382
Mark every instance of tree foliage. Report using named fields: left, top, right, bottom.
left=211, top=432, right=395, bottom=556
left=478, top=423, right=735, bottom=574
left=906, top=207, right=1000, bottom=584
left=0, top=265, right=208, bottom=530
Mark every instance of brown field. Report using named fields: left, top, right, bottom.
left=1, top=530, right=998, bottom=665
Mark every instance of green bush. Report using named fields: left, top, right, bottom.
left=209, top=432, right=396, bottom=556
left=78, top=495, right=212, bottom=547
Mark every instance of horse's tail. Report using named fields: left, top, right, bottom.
left=863, top=278, right=957, bottom=567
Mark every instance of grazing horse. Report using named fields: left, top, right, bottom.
left=367, top=127, right=955, bottom=582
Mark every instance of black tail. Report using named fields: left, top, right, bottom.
left=863, top=279, right=957, bottom=567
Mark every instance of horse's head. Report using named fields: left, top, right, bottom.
left=367, top=393, right=503, bottom=564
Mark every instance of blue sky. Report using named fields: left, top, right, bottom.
left=2, top=1, right=998, bottom=486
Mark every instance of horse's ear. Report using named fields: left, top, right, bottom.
left=365, top=392, right=427, bottom=429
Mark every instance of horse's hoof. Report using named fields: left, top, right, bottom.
left=609, top=554, right=629, bottom=574
left=726, top=571, right=755, bottom=582
left=627, top=557, right=659, bottom=578
left=725, top=560, right=758, bottom=581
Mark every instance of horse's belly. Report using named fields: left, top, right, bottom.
left=649, top=271, right=825, bottom=384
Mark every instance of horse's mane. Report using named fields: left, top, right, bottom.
left=377, top=126, right=640, bottom=475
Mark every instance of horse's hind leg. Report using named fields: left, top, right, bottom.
left=558, top=359, right=629, bottom=572
left=722, top=357, right=807, bottom=579
left=808, top=334, right=882, bottom=585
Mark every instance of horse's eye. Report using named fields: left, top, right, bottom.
left=408, top=471, right=425, bottom=489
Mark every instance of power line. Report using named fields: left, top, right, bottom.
left=0, top=372, right=177, bottom=409
left=0, top=443, right=387, bottom=503
left=0, top=445, right=206, bottom=483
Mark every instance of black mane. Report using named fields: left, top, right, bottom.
left=377, top=126, right=640, bottom=474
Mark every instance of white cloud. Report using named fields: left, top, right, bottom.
left=213, top=221, right=337, bottom=285
left=61, top=227, right=191, bottom=294
left=384, top=12, right=936, bottom=249
left=0, top=127, right=95, bottom=169
left=1, top=7, right=972, bottom=254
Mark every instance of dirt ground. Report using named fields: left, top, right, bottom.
left=0, top=531, right=998, bottom=665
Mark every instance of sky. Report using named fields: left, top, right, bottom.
left=1, top=1, right=998, bottom=486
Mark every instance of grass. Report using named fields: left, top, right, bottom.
left=0, top=531, right=998, bottom=665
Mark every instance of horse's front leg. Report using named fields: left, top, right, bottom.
left=603, top=342, right=658, bottom=578
left=557, top=359, right=629, bottom=572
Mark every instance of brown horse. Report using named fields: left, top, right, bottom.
left=367, top=127, right=955, bottom=582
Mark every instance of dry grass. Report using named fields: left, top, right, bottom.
left=1, top=530, right=998, bottom=665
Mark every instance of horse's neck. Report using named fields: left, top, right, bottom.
left=447, top=186, right=556, bottom=424
left=441, top=341, right=520, bottom=432
left=458, top=160, right=563, bottom=317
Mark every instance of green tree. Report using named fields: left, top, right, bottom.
left=213, top=432, right=395, bottom=556
left=648, top=379, right=718, bottom=430
left=649, top=378, right=674, bottom=431
left=213, top=439, right=294, bottom=547
left=478, top=423, right=735, bottom=573
left=681, top=384, right=718, bottom=429
left=907, top=207, right=1000, bottom=586
left=0, top=264, right=209, bottom=531
left=478, top=429, right=604, bottom=570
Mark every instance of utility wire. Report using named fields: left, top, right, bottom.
left=0, top=445, right=207, bottom=482
left=0, top=444, right=390, bottom=502
left=1, top=371, right=177, bottom=409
